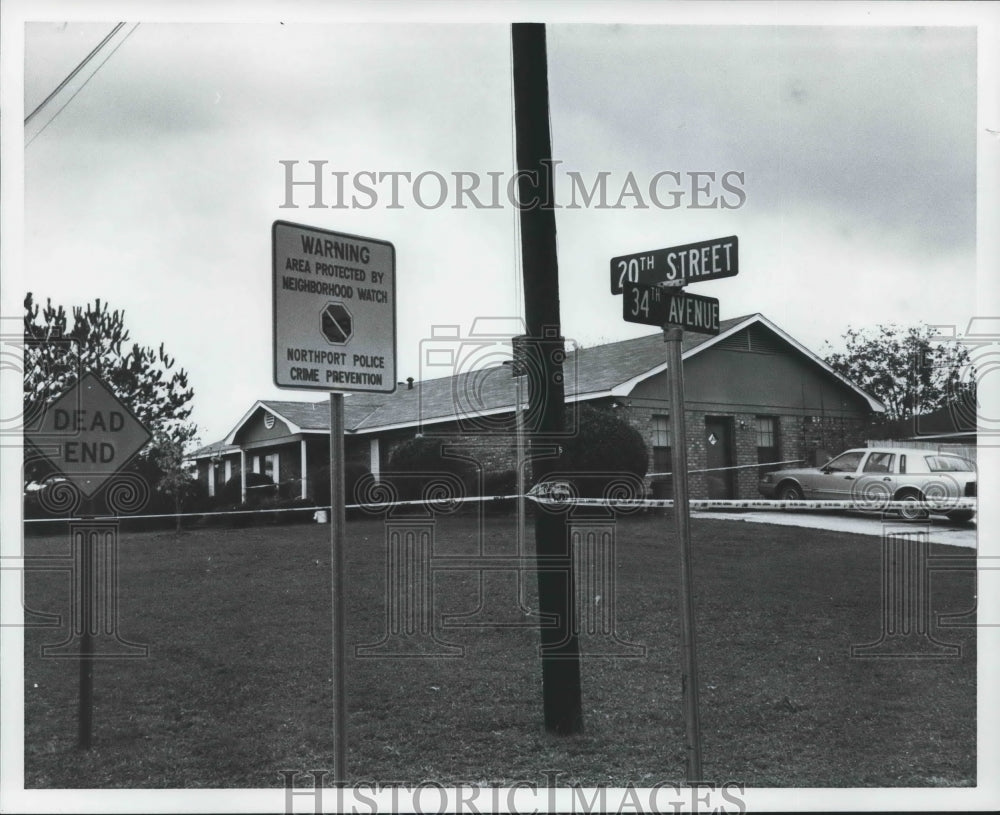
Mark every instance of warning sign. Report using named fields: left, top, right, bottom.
left=273, top=221, right=396, bottom=392
left=24, top=373, right=152, bottom=497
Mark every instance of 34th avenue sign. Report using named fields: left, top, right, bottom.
left=24, top=373, right=152, bottom=497
left=622, top=283, right=721, bottom=335
left=610, top=235, right=738, bottom=294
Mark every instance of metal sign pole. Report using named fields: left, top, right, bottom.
left=515, top=374, right=526, bottom=553
left=664, top=323, right=704, bottom=783
left=330, top=392, right=347, bottom=782
left=78, top=503, right=95, bottom=749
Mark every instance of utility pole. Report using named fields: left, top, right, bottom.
left=511, top=22, right=583, bottom=735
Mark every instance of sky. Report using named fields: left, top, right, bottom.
left=3, top=2, right=1000, bottom=811
left=8, top=3, right=993, bottom=447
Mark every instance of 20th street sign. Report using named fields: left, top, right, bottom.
left=610, top=235, right=738, bottom=294
left=25, top=373, right=152, bottom=497
left=622, top=283, right=721, bottom=335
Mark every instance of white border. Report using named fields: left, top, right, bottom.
left=3, top=2, right=998, bottom=814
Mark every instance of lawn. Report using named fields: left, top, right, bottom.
left=22, top=510, right=976, bottom=788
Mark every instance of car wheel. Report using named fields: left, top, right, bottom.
left=777, top=482, right=803, bottom=502
left=945, top=509, right=975, bottom=524
left=897, top=490, right=929, bottom=521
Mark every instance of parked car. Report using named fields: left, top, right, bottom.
left=758, top=447, right=977, bottom=522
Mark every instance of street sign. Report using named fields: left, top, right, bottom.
left=25, top=373, right=152, bottom=497
left=273, top=220, right=396, bottom=393
left=622, top=283, right=721, bottom=335
left=610, top=235, right=738, bottom=294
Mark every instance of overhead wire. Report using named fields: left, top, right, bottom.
left=25, top=22, right=140, bottom=146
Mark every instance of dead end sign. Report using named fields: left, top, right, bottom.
left=25, top=373, right=152, bottom=497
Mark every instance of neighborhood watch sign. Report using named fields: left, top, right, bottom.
left=25, top=373, right=152, bottom=497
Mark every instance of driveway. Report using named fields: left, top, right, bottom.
left=692, top=507, right=976, bottom=549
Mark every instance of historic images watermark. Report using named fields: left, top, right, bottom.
left=926, top=317, right=999, bottom=444
left=351, top=318, right=645, bottom=659
left=350, top=467, right=646, bottom=661
left=278, top=160, right=747, bottom=211
left=280, top=769, right=748, bottom=814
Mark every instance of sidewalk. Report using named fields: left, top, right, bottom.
left=692, top=508, right=976, bottom=549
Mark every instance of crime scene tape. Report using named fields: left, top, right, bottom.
left=646, top=458, right=806, bottom=478
left=23, top=493, right=976, bottom=523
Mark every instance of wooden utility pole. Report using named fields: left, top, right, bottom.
left=511, top=22, right=583, bottom=735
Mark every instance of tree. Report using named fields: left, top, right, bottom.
left=822, top=324, right=975, bottom=422
left=145, top=427, right=200, bottom=531
left=23, top=293, right=198, bottom=502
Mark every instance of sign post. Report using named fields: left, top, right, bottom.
left=614, top=235, right=738, bottom=782
left=25, top=373, right=152, bottom=749
left=663, top=325, right=703, bottom=782
left=273, top=221, right=396, bottom=783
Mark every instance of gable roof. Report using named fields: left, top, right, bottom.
left=602, top=313, right=886, bottom=411
left=222, top=398, right=386, bottom=445
left=189, top=313, right=885, bottom=457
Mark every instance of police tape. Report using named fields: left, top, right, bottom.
left=23, top=493, right=977, bottom=523
left=645, top=458, right=807, bottom=478
left=524, top=495, right=978, bottom=512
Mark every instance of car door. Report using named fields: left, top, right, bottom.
left=809, top=450, right=866, bottom=499
left=858, top=450, right=897, bottom=505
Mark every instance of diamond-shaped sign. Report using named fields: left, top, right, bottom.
left=25, top=373, right=152, bottom=497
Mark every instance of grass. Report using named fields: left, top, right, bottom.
left=22, top=510, right=976, bottom=788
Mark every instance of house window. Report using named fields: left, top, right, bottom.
left=756, top=416, right=780, bottom=473
left=651, top=415, right=672, bottom=473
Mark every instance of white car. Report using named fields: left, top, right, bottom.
left=758, top=447, right=977, bottom=523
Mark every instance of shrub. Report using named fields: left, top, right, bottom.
left=309, top=460, right=371, bottom=506
left=385, top=436, right=478, bottom=502
left=482, top=469, right=518, bottom=514
left=220, top=472, right=277, bottom=507
left=556, top=405, right=648, bottom=498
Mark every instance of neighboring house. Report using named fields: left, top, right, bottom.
left=189, top=313, right=885, bottom=502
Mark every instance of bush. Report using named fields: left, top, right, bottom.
left=309, top=460, right=371, bottom=506
left=219, top=472, right=277, bottom=506
left=556, top=405, right=648, bottom=498
left=259, top=496, right=318, bottom=525
left=385, top=436, right=478, bottom=503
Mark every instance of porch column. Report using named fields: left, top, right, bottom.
left=300, top=438, right=308, bottom=499
left=369, top=438, right=380, bottom=479
left=240, top=449, right=247, bottom=503
left=207, top=462, right=215, bottom=498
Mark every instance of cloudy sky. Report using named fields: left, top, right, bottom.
left=8, top=2, right=995, bottom=446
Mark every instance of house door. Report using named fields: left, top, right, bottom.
left=704, top=417, right=735, bottom=499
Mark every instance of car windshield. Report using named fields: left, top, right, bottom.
left=924, top=455, right=974, bottom=473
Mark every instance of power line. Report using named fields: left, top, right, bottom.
left=25, top=22, right=140, bottom=146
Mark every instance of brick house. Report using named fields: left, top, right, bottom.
left=189, top=313, right=884, bottom=502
